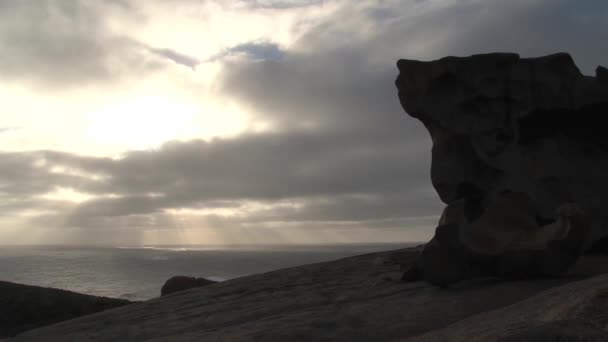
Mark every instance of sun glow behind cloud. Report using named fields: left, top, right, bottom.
left=0, top=68, right=257, bottom=156
left=0, top=0, right=337, bottom=157
left=38, top=187, right=99, bottom=203
left=84, top=95, right=252, bottom=152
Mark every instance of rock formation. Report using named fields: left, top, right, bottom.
left=160, top=276, right=216, bottom=296
left=395, top=53, right=608, bottom=285
left=0, top=280, right=132, bottom=338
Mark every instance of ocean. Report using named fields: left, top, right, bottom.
left=0, top=243, right=408, bottom=301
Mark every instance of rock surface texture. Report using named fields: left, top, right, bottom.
left=0, top=281, right=132, bottom=338
left=9, top=249, right=608, bottom=341
left=160, top=276, right=216, bottom=296
left=396, top=53, right=608, bottom=285
left=408, top=272, right=608, bottom=342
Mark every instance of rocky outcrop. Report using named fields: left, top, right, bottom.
left=396, top=53, right=608, bottom=282
left=160, top=276, right=216, bottom=296
left=395, top=53, right=608, bottom=247
left=0, top=281, right=132, bottom=338
left=9, top=249, right=608, bottom=341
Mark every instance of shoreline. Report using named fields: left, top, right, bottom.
left=0, top=243, right=417, bottom=301
left=7, top=247, right=608, bottom=341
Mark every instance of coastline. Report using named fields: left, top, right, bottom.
left=0, top=243, right=414, bottom=301
left=7, top=247, right=608, bottom=341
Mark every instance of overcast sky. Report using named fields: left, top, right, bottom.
left=1, top=0, right=606, bottom=245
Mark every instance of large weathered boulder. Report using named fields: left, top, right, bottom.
left=160, top=276, right=216, bottom=296
left=395, top=53, right=608, bottom=285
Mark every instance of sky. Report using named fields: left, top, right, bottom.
left=0, top=0, right=607, bottom=245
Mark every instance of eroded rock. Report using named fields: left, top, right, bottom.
left=160, top=276, right=216, bottom=296
left=395, top=53, right=608, bottom=285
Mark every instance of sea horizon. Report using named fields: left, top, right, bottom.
left=0, top=241, right=421, bottom=247
left=0, top=242, right=417, bottom=301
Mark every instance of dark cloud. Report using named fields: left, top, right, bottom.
left=145, top=46, right=200, bottom=70
left=239, top=0, right=325, bottom=10
left=0, top=129, right=438, bottom=231
left=0, top=1, right=157, bottom=88
left=441, top=0, right=608, bottom=75
left=219, top=50, right=415, bottom=138
left=0, top=151, right=93, bottom=198
left=354, top=0, right=608, bottom=74
left=210, top=42, right=285, bottom=62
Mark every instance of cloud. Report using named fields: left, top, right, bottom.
left=0, top=1, right=156, bottom=89
left=0, top=126, right=20, bottom=134
left=241, top=0, right=326, bottom=10
left=145, top=46, right=200, bottom=70
left=0, top=129, right=439, bottom=232
left=210, top=42, right=285, bottom=62
left=2, top=0, right=607, bottom=244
